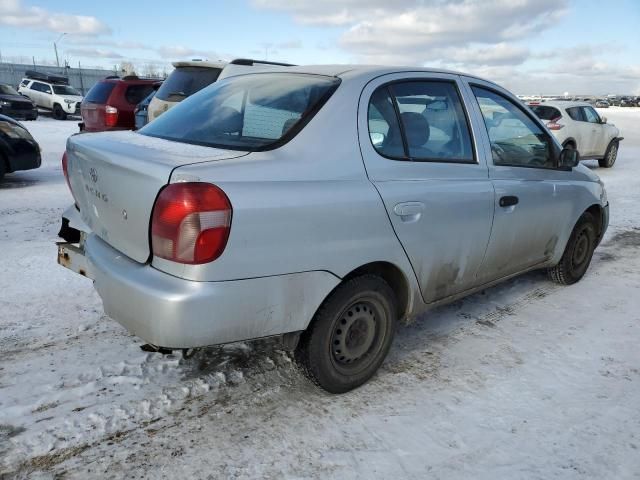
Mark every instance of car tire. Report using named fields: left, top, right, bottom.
left=53, top=104, right=67, bottom=120
left=548, top=212, right=597, bottom=285
left=598, top=140, right=618, bottom=168
left=0, top=155, right=6, bottom=181
left=295, top=274, right=397, bottom=393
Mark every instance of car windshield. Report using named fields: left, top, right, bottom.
left=141, top=73, right=340, bottom=151
left=0, top=85, right=19, bottom=95
left=53, top=85, right=81, bottom=96
left=155, top=66, right=222, bottom=101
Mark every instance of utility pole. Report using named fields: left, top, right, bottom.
left=54, top=33, right=67, bottom=68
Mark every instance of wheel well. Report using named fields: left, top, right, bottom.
left=585, top=204, right=604, bottom=239
left=563, top=138, right=576, bottom=149
left=342, top=262, right=410, bottom=319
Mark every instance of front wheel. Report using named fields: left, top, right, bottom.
left=598, top=140, right=618, bottom=168
left=295, top=275, right=397, bottom=393
left=53, top=104, right=67, bottom=120
left=548, top=212, right=597, bottom=285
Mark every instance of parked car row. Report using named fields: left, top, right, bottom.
left=57, top=64, right=609, bottom=393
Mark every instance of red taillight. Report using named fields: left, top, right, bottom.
left=105, top=105, right=118, bottom=127
left=151, top=182, right=232, bottom=264
left=62, top=151, right=78, bottom=205
left=547, top=116, right=564, bottom=130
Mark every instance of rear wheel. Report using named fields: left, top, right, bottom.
left=295, top=275, right=397, bottom=393
left=53, top=104, right=67, bottom=120
left=598, top=140, right=618, bottom=168
left=0, top=155, right=6, bottom=181
left=548, top=212, right=597, bottom=285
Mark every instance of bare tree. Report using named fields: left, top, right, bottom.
left=120, top=61, right=137, bottom=76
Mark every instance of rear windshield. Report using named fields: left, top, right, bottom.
left=155, top=66, right=222, bottom=101
left=53, top=85, right=81, bottom=96
left=84, top=82, right=116, bottom=103
left=141, top=73, right=340, bottom=151
left=125, top=85, right=155, bottom=105
left=530, top=105, right=561, bottom=121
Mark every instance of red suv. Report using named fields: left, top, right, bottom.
left=80, top=76, right=159, bottom=132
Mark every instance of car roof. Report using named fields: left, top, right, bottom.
left=223, top=64, right=503, bottom=87
left=531, top=100, right=593, bottom=109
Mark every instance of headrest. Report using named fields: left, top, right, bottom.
left=401, top=112, right=430, bottom=147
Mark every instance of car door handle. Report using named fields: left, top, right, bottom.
left=499, top=195, right=519, bottom=207
left=393, top=202, right=425, bottom=220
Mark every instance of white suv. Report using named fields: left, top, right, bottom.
left=18, top=72, right=83, bottom=120
left=529, top=101, right=622, bottom=168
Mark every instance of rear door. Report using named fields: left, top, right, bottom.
left=359, top=72, right=494, bottom=303
left=463, top=78, right=575, bottom=281
left=565, top=107, right=593, bottom=155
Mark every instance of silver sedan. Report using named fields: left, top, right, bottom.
left=57, top=65, right=609, bottom=393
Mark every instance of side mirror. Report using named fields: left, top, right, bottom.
left=559, top=147, right=580, bottom=169
left=370, top=132, right=386, bottom=147
left=601, top=116, right=607, bottom=124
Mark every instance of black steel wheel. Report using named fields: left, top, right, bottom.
left=296, top=275, right=397, bottom=393
left=548, top=212, right=597, bottom=285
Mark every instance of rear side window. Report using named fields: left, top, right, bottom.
left=141, top=73, right=340, bottom=151
left=125, top=85, right=154, bottom=105
left=31, top=82, right=51, bottom=93
left=155, top=67, right=222, bottom=101
left=566, top=107, right=585, bottom=122
left=367, top=81, right=474, bottom=163
left=530, top=105, right=561, bottom=121
left=85, top=82, right=116, bottom=103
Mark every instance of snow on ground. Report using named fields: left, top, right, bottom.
left=1, top=110, right=639, bottom=479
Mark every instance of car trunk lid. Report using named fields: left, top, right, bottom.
left=66, top=131, right=248, bottom=263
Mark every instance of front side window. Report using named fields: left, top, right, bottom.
left=582, top=106, right=600, bottom=124
left=566, top=107, right=585, bottom=122
left=367, top=80, right=474, bottom=163
left=141, top=73, right=340, bottom=151
left=472, top=86, right=554, bottom=169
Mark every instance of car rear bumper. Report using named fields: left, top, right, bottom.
left=57, top=208, right=338, bottom=348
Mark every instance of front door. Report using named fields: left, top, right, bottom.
left=359, top=73, right=494, bottom=304
left=582, top=106, right=606, bottom=156
left=464, top=79, right=576, bottom=281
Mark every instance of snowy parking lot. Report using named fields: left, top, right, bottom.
left=1, top=109, right=639, bottom=479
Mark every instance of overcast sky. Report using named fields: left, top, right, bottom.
left=1, top=0, right=639, bottom=94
